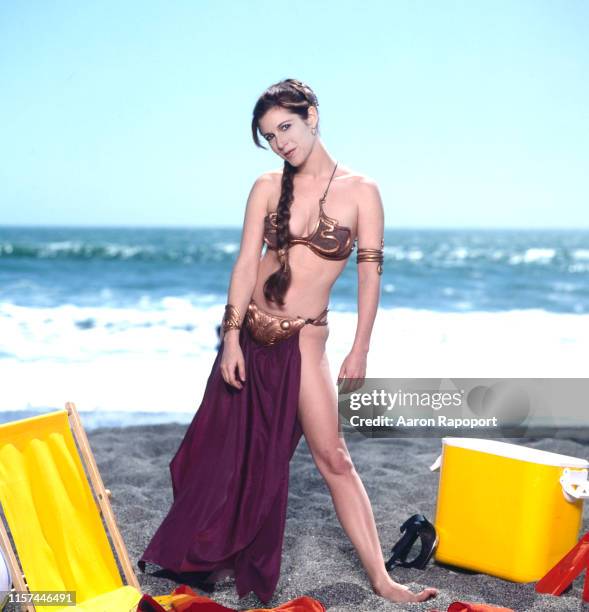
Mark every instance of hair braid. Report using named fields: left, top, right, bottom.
left=262, top=160, right=297, bottom=305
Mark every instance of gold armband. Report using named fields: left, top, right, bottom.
left=222, top=304, right=242, bottom=332
left=356, top=239, right=384, bottom=275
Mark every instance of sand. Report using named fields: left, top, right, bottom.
left=69, top=423, right=589, bottom=611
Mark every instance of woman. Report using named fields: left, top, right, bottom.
left=139, top=78, right=438, bottom=605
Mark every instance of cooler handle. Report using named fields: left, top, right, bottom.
left=560, top=468, right=589, bottom=502
left=429, top=454, right=442, bottom=472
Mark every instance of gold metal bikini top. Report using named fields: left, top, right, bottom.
left=263, top=162, right=356, bottom=261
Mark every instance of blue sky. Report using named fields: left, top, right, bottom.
left=1, top=0, right=587, bottom=229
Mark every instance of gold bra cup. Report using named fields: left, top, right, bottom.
left=263, top=211, right=355, bottom=261
left=244, top=300, right=327, bottom=346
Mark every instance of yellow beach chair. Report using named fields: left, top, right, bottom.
left=0, top=402, right=142, bottom=611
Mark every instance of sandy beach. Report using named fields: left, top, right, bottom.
left=39, top=423, right=589, bottom=612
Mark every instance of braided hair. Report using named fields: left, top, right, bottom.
left=251, top=78, right=320, bottom=306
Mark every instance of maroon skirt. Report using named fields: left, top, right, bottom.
left=138, top=318, right=306, bottom=603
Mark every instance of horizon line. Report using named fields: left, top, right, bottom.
left=1, top=224, right=588, bottom=232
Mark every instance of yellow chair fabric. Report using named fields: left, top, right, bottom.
left=0, top=410, right=141, bottom=611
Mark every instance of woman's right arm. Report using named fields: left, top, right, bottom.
left=220, top=173, right=273, bottom=388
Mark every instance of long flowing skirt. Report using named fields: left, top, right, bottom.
left=138, top=322, right=304, bottom=603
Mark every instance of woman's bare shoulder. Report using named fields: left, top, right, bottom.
left=253, top=169, right=283, bottom=194
left=336, top=166, right=380, bottom=197
left=257, top=168, right=283, bottom=182
left=250, top=170, right=282, bottom=214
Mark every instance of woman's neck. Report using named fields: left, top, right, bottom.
left=295, top=140, right=337, bottom=180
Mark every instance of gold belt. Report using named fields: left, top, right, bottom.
left=244, top=299, right=328, bottom=346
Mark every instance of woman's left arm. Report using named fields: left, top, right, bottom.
left=337, top=178, right=384, bottom=393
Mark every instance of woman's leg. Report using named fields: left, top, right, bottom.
left=296, top=326, right=437, bottom=603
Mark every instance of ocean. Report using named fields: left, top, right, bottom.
left=1, top=226, right=588, bottom=429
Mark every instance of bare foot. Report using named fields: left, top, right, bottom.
left=371, top=575, right=438, bottom=603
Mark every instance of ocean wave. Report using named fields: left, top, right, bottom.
left=3, top=236, right=589, bottom=271
left=1, top=306, right=589, bottom=415
left=382, top=244, right=589, bottom=267
left=0, top=299, right=225, bottom=361
left=2, top=300, right=588, bottom=361
left=0, top=240, right=240, bottom=262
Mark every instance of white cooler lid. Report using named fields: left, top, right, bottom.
left=442, top=437, right=589, bottom=468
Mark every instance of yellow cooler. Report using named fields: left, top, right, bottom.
left=430, top=437, right=589, bottom=582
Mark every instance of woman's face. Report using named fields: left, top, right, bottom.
left=258, top=106, right=317, bottom=166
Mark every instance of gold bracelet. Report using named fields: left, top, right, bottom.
left=222, top=304, right=241, bottom=332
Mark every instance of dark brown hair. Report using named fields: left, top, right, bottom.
left=251, top=78, right=319, bottom=306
